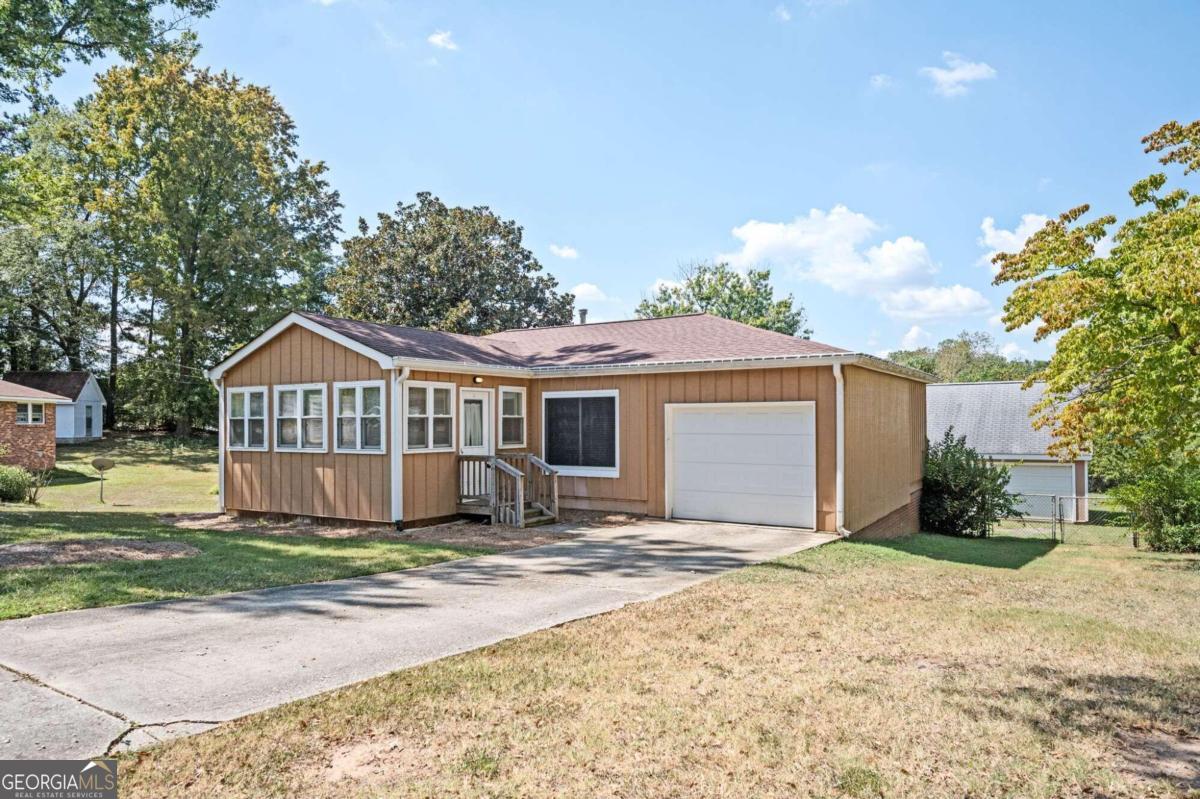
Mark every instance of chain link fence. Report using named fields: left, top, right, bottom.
left=992, top=493, right=1134, bottom=545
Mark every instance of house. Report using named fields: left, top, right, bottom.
left=0, top=379, right=69, bottom=471
left=205, top=311, right=932, bottom=537
left=3, top=372, right=107, bottom=443
left=926, top=381, right=1089, bottom=522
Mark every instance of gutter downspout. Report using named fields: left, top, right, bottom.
left=833, top=363, right=852, bottom=538
left=214, top=376, right=226, bottom=513
left=390, top=366, right=412, bottom=529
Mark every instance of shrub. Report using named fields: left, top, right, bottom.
left=920, top=429, right=1020, bottom=537
left=0, top=465, right=33, bottom=503
left=1110, top=461, right=1200, bottom=552
left=1145, top=522, right=1200, bottom=553
left=25, top=469, right=53, bottom=504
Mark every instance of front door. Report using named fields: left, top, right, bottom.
left=459, top=389, right=493, bottom=457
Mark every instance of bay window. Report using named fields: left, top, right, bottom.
left=334, top=380, right=386, bottom=453
left=226, top=388, right=267, bottom=450
left=542, top=389, right=619, bottom=477
left=275, top=384, right=327, bottom=452
left=404, top=381, right=455, bottom=452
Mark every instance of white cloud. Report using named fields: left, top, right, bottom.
left=570, top=283, right=610, bottom=304
left=978, top=213, right=1049, bottom=270
left=312, top=0, right=341, bottom=5
left=548, top=244, right=579, bottom=259
left=880, top=285, right=990, bottom=321
left=900, top=325, right=932, bottom=349
left=773, top=4, right=792, bottom=22
left=999, top=341, right=1028, bottom=359
left=722, top=205, right=936, bottom=295
left=869, top=73, right=894, bottom=90
left=919, top=51, right=996, bottom=97
left=647, top=277, right=681, bottom=295
left=427, top=30, right=458, bottom=50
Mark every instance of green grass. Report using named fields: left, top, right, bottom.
left=0, top=434, right=482, bottom=620
left=119, top=535, right=1200, bottom=798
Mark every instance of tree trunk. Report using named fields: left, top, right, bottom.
left=107, top=263, right=118, bottom=427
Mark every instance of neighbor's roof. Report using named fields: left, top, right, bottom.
left=297, top=311, right=847, bottom=369
left=926, top=381, right=1061, bottom=458
left=4, top=371, right=96, bottom=402
left=0, top=379, right=70, bottom=404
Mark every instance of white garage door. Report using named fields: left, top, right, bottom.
left=1004, top=462, right=1076, bottom=521
left=668, top=403, right=816, bottom=528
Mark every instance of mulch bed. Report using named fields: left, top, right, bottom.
left=0, top=539, right=200, bottom=570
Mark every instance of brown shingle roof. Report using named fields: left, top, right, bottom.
left=297, top=312, right=845, bottom=369
left=0, top=378, right=70, bottom=402
left=4, top=371, right=92, bottom=401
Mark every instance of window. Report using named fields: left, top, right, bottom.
left=226, top=388, right=266, bottom=450
left=275, top=384, right=327, bottom=452
left=85, top=404, right=94, bottom=436
left=542, top=390, right=619, bottom=477
left=334, top=380, right=386, bottom=454
left=15, top=402, right=45, bottom=426
left=499, top=387, right=526, bottom=448
left=404, top=381, right=455, bottom=452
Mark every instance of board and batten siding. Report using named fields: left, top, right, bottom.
left=842, top=365, right=925, bottom=532
left=223, top=325, right=393, bottom=522
left=526, top=366, right=840, bottom=531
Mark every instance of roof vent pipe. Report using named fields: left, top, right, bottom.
left=578, top=309, right=588, bottom=324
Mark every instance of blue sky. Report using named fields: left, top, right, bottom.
left=55, top=0, right=1200, bottom=356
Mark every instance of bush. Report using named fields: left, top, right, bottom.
left=920, top=429, right=1020, bottom=537
left=0, top=465, right=33, bottom=503
left=1145, top=522, right=1200, bottom=553
left=1110, top=461, right=1200, bottom=552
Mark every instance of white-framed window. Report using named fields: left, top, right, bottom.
left=226, top=387, right=267, bottom=450
left=542, top=389, right=619, bottom=478
left=274, top=383, right=327, bottom=452
left=15, top=402, right=45, bottom=426
left=334, top=380, right=386, bottom=454
left=404, top=381, right=455, bottom=453
left=499, top=386, right=526, bottom=448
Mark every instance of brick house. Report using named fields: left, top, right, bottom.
left=0, top=379, right=69, bottom=471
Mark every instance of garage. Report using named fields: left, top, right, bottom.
left=666, top=402, right=816, bottom=528
left=1002, top=462, right=1077, bottom=521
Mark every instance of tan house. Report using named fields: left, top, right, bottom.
left=206, top=312, right=932, bottom=537
left=0, top=379, right=69, bottom=471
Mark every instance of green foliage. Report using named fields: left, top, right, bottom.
left=328, top=192, right=574, bottom=335
left=635, top=261, right=811, bottom=337
left=1108, top=460, right=1200, bottom=553
left=0, top=465, right=33, bottom=502
left=24, top=468, right=51, bottom=504
left=992, top=119, right=1200, bottom=465
left=920, top=429, right=1019, bottom=537
left=889, top=331, right=1045, bottom=382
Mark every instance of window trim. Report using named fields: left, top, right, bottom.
left=498, top=386, right=527, bottom=449
left=332, top=379, right=387, bottom=455
left=403, top=380, right=457, bottom=454
left=15, top=402, right=46, bottom=426
left=226, top=386, right=268, bottom=452
left=273, top=383, right=328, bottom=453
left=541, top=389, right=620, bottom=478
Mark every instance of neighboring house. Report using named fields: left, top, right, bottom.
left=205, top=311, right=932, bottom=537
left=0, top=379, right=69, bottom=471
left=926, top=381, right=1089, bottom=522
left=3, top=372, right=107, bottom=443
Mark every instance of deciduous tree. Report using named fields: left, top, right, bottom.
left=889, top=331, right=1045, bottom=383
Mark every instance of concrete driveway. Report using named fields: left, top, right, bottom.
left=0, top=519, right=836, bottom=759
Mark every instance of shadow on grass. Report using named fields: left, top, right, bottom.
left=869, top=533, right=1057, bottom=570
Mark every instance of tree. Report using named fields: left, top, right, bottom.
left=993, top=119, right=1200, bottom=465
left=635, top=261, right=810, bottom=337
left=81, top=54, right=341, bottom=435
left=920, top=428, right=1020, bottom=538
left=328, top=192, right=575, bottom=335
left=889, top=331, right=1046, bottom=383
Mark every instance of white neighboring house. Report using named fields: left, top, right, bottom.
left=2, top=371, right=106, bottom=443
left=926, top=381, right=1090, bottom=523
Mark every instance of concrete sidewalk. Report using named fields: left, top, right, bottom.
left=0, top=519, right=836, bottom=759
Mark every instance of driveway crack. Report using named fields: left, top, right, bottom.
left=0, top=661, right=130, bottom=722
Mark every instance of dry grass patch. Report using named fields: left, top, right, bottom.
left=118, top=535, right=1200, bottom=798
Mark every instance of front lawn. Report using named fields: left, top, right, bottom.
left=0, top=434, right=482, bottom=619
left=120, top=535, right=1200, bottom=798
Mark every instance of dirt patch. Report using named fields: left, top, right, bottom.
left=322, top=737, right=439, bottom=784
left=1116, top=729, right=1200, bottom=789
left=0, top=539, right=200, bottom=570
left=162, top=509, right=643, bottom=552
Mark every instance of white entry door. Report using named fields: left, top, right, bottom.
left=667, top=402, right=817, bottom=529
left=459, top=389, right=494, bottom=457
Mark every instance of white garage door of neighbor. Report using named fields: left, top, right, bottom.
left=668, top=403, right=816, bottom=529
left=1004, top=462, right=1076, bottom=521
